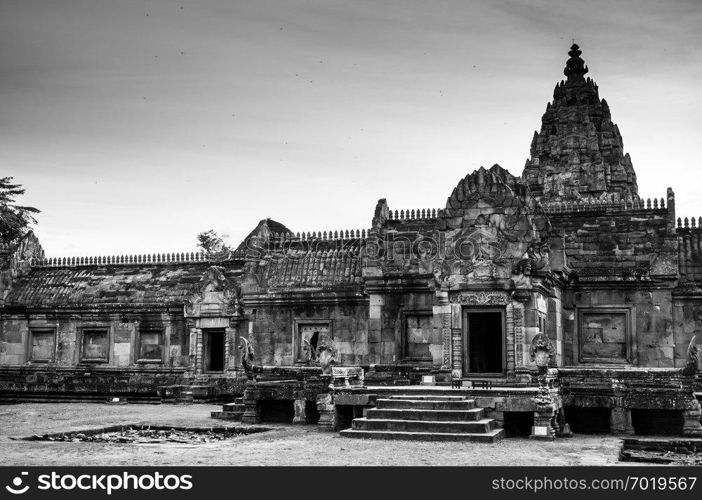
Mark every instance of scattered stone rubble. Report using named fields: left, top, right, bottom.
left=620, top=438, right=702, bottom=465
left=27, top=425, right=266, bottom=444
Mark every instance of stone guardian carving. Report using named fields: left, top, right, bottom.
left=315, top=334, right=338, bottom=375
left=682, top=335, right=699, bottom=376
left=239, top=336, right=255, bottom=377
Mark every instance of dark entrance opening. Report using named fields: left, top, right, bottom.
left=503, top=412, right=533, bottom=437
left=305, top=400, right=320, bottom=424
left=260, top=400, right=295, bottom=423
left=564, top=406, right=611, bottom=434
left=335, top=405, right=365, bottom=430
left=465, top=311, right=503, bottom=373
left=203, top=329, right=225, bottom=372
left=631, top=409, right=684, bottom=436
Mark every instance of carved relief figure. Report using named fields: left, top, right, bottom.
left=511, top=257, right=533, bottom=289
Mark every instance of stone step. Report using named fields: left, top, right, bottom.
left=175, top=391, right=194, bottom=404
left=387, top=395, right=466, bottom=401
left=376, top=398, right=476, bottom=410
left=222, top=402, right=245, bottom=412
left=367, top=408, right=484, bottom=422
left=352, top=417, right=496, bottom=433
left=339, top=428, right=505, bottom=443
left=210, top=410, right=244, bottom=421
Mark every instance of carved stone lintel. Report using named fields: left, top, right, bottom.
left=450, top=291, right=509, bottom=305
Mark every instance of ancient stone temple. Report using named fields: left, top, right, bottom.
left=1, top=44, right=701, bottom=440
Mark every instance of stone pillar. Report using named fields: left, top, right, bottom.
left=226, top=319, right=241, bottom=373
left=241, top=381, right=260, bottom=424
left=316, top=392, right=337, bottom=431
left=433, top=290, right=452, bottom=371
left=512, top=302, right=526, bottom=369
left=194, top=328, right=203, bottom=375
left=293, top=399, right=308, bottom=425
left=682, top=401, right=702, bottom=437
left=368, top=294, right=384, bottom=363
left=610, top=407, right=634, bottom=435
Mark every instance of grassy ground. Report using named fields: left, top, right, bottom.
left=0, top=403, right=627, bottom=466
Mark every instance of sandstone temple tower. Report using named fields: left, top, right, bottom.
left=522, top=44, right=638, bottom=202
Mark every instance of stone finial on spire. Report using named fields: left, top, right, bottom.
left=564, top=43, right=589, bottom=82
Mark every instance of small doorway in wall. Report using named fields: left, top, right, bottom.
left=203, top=329, right=225, bottom=372
left=464, top=309, right=504, bottom=374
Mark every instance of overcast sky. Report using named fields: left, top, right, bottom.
left=2, top=0, right=701, bottom=256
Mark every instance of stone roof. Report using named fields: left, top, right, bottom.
left=4, top=262, right=230, bottom=308
left=242, top=238, right=364, bottom=292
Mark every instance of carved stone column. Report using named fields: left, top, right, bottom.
left=226, top=318, right=241, bottom=373
left=610, top=379, right=634, bottom=434
left=512, top=302, right=526, bottom=370
left=433, top=290, right=452, bottom=371
left=194, top=328, right=203, bottom=375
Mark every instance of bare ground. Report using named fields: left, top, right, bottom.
left=0, top=403, right=627, bottom=466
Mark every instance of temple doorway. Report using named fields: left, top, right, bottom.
left=464, top=310, right=504, bottom=374
left=203, top=329, right=225, bottom=372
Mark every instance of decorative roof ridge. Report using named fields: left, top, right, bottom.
left=30, top=252, right=213, bottom=268
left=542, top=195, right=667, bottom=214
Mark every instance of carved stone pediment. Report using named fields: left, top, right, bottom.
left=184, top=266, right=242, bottom=318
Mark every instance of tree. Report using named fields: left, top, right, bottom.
left=196, top=230, right=233, bottom=256
left=0, top=177, right=40, bottom=244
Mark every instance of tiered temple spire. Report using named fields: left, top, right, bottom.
left=563, top=43, right=589, bottom=82
left=521, top=44, right=638, bottom=203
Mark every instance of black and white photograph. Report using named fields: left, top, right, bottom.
left=1, top=0, right=701, bottom=494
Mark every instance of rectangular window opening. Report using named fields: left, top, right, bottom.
left=295, top=321, right=331, bottom=363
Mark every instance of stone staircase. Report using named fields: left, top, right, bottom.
left=210, top=397, right=245, bottom=420
left=340, top=395, right=504, bottom=442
